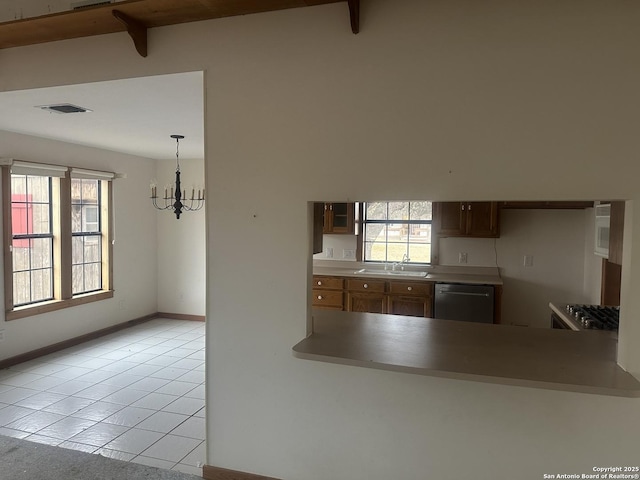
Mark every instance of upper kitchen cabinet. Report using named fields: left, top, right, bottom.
left=323, top=203, right=356, bottom=234
left=608, top=201, right=625, bottom=265
left=433, top=202, right=499, bottom=238
left=313, top=203, right=324, bottom=254
left=500, top=201, right=593, bottom=209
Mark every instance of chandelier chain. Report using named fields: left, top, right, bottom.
left=175, top=136, right=181, bottom=172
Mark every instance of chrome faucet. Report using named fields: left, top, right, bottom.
left=391, top=254, right=410, bottom=271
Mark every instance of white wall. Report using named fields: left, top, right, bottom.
left=440, top=209, right=603, bottom=327
left=0, top=130, right=157, bottom=361
left=2, top=1, right=640, bottom=479
left=156, top=158, right=206, bottom=316
left=312, top=234, right=357, bottom=261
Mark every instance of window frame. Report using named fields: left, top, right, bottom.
left=2, top=164, right=114, bottom=321
left=71, top=179, right=103, bottom=295
left=10, top=175, right=55, bottom=306
left=361, top=201, right=434, bottom=265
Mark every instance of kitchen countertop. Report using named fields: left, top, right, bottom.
left=313, top=260, right=503, bottom=286
left=293, top=310, right=640, bottom=397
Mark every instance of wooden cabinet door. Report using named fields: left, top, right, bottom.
left=313, top=203, right=324, bottom=254
left=387, top=281, right=433, bottom=317
left=433, top=202, right=465, bottom=236
left=608, top=201, right=625, bottom=265
left=434, top=202, right=498, bottom=237
left=347, top=292, right=386, bottom=314
left=322, top=203, right=332, bottom=234
left=323, top=203, right=355, bottom=234
left=387, top=295, right=432, bottom=317
left=466, top=202, right=499, bottom=237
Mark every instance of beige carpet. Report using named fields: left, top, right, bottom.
left=0, top=435, right=201, bottom=480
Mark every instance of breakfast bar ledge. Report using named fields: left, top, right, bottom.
left=292, top=311, right=640, bottom=397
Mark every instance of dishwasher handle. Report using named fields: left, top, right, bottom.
left=438, top=290, right=491, bottom=298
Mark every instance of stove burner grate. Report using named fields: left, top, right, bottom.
left=565, top=304, right=619, bottom=330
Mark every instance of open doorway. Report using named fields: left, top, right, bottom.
left=0, top=72, right=206, bottom=475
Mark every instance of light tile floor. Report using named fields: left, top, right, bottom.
left=0, top=318, right=205, bottom=476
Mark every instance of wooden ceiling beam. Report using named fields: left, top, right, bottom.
left=112, top=10, right=147, bottom=57
left=347, top=0, right=360, bottom=34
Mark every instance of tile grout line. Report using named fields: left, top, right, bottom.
left=0, top=319, right=205, bottom=471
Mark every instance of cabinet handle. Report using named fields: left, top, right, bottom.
left=317, top=281, right=322, bottom=286
left=468, top=204, right=472, bottom=211
left=317, top=295, right=323, bottom=300
left=462, top=204, right=465, bottom=211
left=363, top=283, right=368, bottom=289
left=407, top=286, right=412, bottom=291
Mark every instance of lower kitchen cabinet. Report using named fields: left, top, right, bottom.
left=347, top=292, right=387, bottom=313
left=312, top=276, right=345, bottom=310
left=313, top=275, right=435, bottom=317
left=387, top=295, right=431, bottom=317
left=346, top=278, right=387, bottom=314
left=312, top=274, right=498, bottom=323
left=387, top=280, right=433, bottom=317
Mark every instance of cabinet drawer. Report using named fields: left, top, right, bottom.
left=347, top=278, right=386, bottom=293
left=313, top=276, right=344, bottom=290
left=312, top=289, right=344, bottom=308
left=388, top=281, right=433, bottom=297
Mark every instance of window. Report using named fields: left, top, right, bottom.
left=2, top=162, right=114, bottom=320
left=11, top=175, right=54, bottom=306
left=363, top=201, right=432, bottom=264
left=71, top=179, right=102, bottom=294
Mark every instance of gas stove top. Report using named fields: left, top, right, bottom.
left=564, top=304, right=620, bottom=331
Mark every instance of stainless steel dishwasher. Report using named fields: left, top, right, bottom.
left=433, top=283, right=495, bottom=324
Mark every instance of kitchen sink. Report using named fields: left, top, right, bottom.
left=354, top=269, right=429, bottom=278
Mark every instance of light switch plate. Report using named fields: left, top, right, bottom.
left=325, top=247, right=333, bottom=258
left=458, top=252, right=468, bottom=264
left=523, top=255, right=534, bottom=267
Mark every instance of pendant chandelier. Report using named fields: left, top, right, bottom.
left=150, top=134, right=205, bottom=219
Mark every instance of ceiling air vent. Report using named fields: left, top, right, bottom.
left=36, top=104, right=93, bottom=114
left=71, top=0, right=113, bottom=10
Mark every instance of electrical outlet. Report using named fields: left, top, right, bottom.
left=343, top=249, right=356, bottom=259
left=0, top=330, right=5, bottom=343
left=458, top=252, right=468, bottom=264
left=325, top=247, right=333, bottom=258
left=523, top=255, right=534, bottom=267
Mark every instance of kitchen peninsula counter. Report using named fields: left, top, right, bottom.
left=293, top=310, right=640, bottom=397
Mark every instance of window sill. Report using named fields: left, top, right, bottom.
left=293, top=310, right=640, bottom=398
left=5, top=290, right=114, bottom=321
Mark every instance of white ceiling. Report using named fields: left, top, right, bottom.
left=0, top=71, right=204, bottom=161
